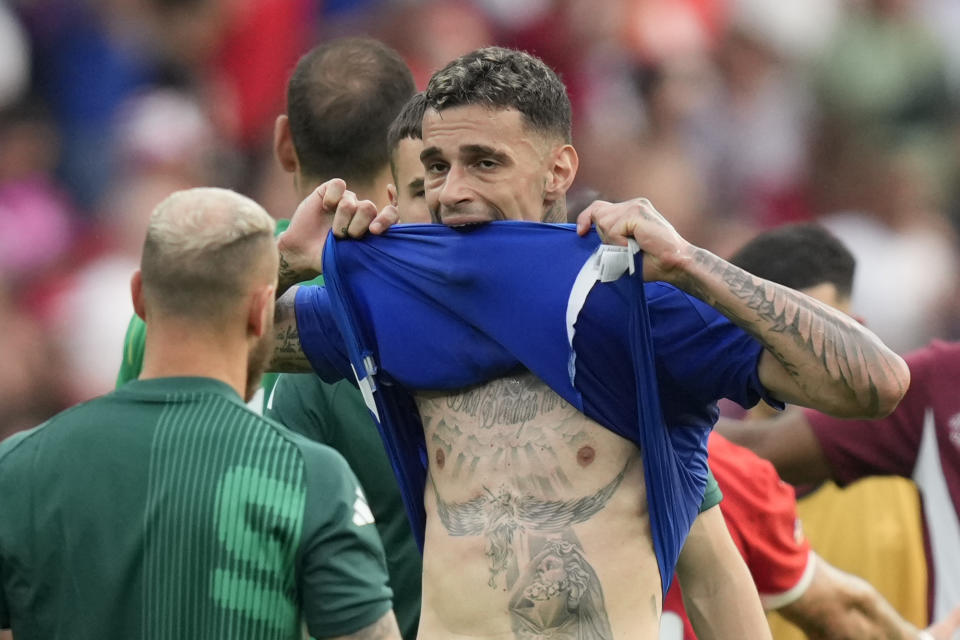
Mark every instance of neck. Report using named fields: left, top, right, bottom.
left=543, top=198, right=568, bottom=223
left=138, top=318, right=250, bottom=400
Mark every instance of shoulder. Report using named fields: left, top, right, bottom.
left=0, top=397, right=103, bottom=466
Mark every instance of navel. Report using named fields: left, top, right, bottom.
left=576, top=445, right=596, bottom=467
left=435, top=448, right=446, bottom=469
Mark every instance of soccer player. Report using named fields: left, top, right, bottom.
left=116, top=39, right=425, bottom=639
left=0, top=188, right=399, bottom=639
left=273, top=47, right=908, bottom=638
left=385, top=92, right=430, bottom=223
left=663, top=224, right=957, bottom=640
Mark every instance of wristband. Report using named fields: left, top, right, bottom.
left=917, top=630, right=935, bottom=640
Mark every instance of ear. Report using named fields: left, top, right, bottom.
left=273, top=114, right=299, bottom=174
left=247, top=284, right=276, bottom=339
left=544, top=144, right=579, bottom=202
left=131, top=270, right=147, bottom=321
left=387, top=183, right=399, bottom=208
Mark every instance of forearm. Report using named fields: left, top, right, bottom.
left=269, top=287, right=314, bottom=373
left=779, top=558, right=921, bottom=640
left=715, top=411, right=835, bottom=485
left=677, top=507, right=772, bottom=640
left=676, top=247, right=909, bottom=418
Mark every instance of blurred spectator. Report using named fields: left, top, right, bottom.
left=818, top=138, right=959, bottom=352
left=0, top=98, right=76, bottom=281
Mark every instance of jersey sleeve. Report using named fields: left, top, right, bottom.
left=710, top=436, right=814, bottom=610
left=698, top=468, right=723, bottom=512
left=116, top=314, right=146, bottom=387
left=265, top=374, right=332, bottom=444
left=647, top=283, right=781, bottom=411
left=0, top=553, right=9, bottom=628
left=805, top=345, right=935, bottom=486
left=294, top=285, right=355, bottom=384
left=299, top=443, right=393, bottom=637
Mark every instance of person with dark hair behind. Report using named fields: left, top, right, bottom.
left=720, top=227, right=960, bottom=639
left=385, top=92, right=430, bottom=224
left=116, top=37, right=424, bottom=639
left=663, top=223, right=958, bottom=640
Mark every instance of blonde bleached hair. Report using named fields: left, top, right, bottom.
left=140, top=187, right=277, bottom=320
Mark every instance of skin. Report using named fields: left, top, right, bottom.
left=272, top=103, right=909, bottom=639
left=388, top=137, right=431, bottom=223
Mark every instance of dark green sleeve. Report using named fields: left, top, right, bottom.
left=699, top=468, right=723, bottom=512
left=300, top=444, right=393, bottom=637
left=265, top=374, right=333, bottom=443
left=0, top=554, right=8, bottom=628
left=116, top=315, right=146, bottom=387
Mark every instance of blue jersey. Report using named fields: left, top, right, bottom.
left=294, top=222, right=772, bottom=593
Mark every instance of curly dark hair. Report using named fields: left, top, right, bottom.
left=425, top=47, right=572, bottom=143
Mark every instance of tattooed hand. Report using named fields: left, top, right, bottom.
left=276, top=179, right=399, bottom=294
left=575, top=197, right=691, bottom=284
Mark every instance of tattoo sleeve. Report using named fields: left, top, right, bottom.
left=269, top=287, right=313, bottom=373
left=682, top=248, right=908, bottom=417
left=277, top=251, right=301, bottom=298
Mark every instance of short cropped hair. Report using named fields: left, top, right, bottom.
left=387, top=92, right=426, bottom=181
left=425, top=47, right=572, bottom=143
left=287, top=37, right=415, bottom=185
left=729, top=223, right=856, bottom=297
left=141, top=187, right=276, bottom=319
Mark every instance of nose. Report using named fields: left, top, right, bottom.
left=437, top=163, right=473, bottom=209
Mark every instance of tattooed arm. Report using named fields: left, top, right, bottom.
left=269, top=287, right=313, bottom=373
left=676, top=506, right=772, bottom=640
left=278, top=179, right=399, bottom=296
left=577, top=199, right=909, bottom=418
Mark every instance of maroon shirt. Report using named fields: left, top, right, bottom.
left=806, top=340, right=960, bottom=623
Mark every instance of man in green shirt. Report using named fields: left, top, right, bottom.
left=115, top=38, right=424, bottom=639
left=0, top=188, right=399, bottom=639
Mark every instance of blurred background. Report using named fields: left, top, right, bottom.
left=2, top=0, right=960, bottom=441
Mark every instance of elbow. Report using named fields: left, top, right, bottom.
left=866, top=353, right=911, bottom=419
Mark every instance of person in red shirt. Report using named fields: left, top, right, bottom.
left=663, top=224, right=960, bottom=640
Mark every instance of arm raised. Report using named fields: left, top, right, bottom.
left=578, top=198, right=910, bottom=418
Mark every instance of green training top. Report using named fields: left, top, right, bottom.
left=266, top=373, right=423, bottom=639
left=0, top=377, right=392, bottom=640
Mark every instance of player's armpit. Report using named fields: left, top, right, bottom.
left=777, top=555, right=920, bottom=640
left=270, top=287, right=313, bottom=373
left=320, top=610, right=401, bottom=640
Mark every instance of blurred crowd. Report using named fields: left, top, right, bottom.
left=2, top=0, right=960, bottom=441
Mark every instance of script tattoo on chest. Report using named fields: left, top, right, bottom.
left=420, top=376, right=589, bottom=493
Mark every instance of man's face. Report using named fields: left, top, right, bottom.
left=392, top=137, right=431, bottom=223
left=420, top=105, right=557, bottom=225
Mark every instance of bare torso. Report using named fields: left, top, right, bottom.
left=415, top=371, right=661, bottom=639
